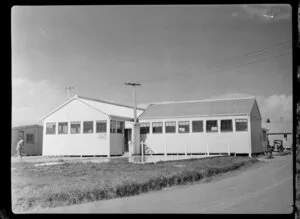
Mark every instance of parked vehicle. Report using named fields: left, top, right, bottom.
left=273, top=140, right=284, bottom=152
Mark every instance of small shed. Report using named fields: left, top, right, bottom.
left=11, top=124, right=43, bottom=156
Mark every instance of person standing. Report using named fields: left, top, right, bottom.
left=16, top=138, right=24, bottom=159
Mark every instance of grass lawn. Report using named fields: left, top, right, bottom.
left=11, top=156, right=258, bottom=213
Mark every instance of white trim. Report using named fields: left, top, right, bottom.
left=77, top=99, right=110, bottom=117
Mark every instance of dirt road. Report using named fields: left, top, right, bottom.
left=30, top=155, right=293, bottom=214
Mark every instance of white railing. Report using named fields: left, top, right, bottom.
left=139, top=140, right=231, bottom=157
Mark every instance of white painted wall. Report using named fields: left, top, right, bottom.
left=43, top=99, right=109, bottom=156
left=140, top=115, right=251, bottom=154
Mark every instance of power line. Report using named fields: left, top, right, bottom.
left=167, top=50, right=292, bottom=83
left=137, top=40, right=292, bottom=84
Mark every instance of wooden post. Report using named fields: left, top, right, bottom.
left=227, top=143, right=230, bottom=156
left=185, top=143, right=187, bottom=158
left=165, top=142, right=167, bottom=157
left=141, top=141, right=144, bottom=157
left=128, top=140, right=132, bottom=157
left=206, top=143, right=209, bottom=156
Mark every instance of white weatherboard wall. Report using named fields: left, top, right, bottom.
left=43, top=99, right=109, bottom=156
left=140, top=115, right=251, bottom=155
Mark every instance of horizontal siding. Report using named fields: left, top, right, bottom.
left=140, top=115, right=251, bottom=154
left=43, top=99, right=109, bottom=156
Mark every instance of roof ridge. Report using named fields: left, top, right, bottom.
left=149, top=96, right=256, bottom=105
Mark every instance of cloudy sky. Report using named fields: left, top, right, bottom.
left=12, top=5, right=292, bottom=126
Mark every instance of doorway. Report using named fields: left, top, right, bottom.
left=124, top=128, right=132, bottom=152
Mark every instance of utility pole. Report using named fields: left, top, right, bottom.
left=125, top=82, right=141, bottom=156
left=65, top=86, right=74, bottom=100
left=125, top=82, right=141, bottom=124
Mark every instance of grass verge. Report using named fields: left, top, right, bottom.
left=12, top=156, right=258, bottom=212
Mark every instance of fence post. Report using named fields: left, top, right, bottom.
left=128, top=141, right=132, bottom=157
left=227, top=143, right=230, bottom=156
left=141, top=141, right=144, bottom=157
left=206, top=143, right=209, bottom=156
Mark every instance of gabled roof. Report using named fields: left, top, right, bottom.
left=139, top=97, right=256, bottom=119
left=262, top=121, right=293, bottom=134
left=42, top=95, right=145, bottom=121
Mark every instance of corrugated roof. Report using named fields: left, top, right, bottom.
left=139, top=97, right=256, bottom=119
left=78, top=96, right=145, bottom=119
left=42, top=95, right=145, bottom=120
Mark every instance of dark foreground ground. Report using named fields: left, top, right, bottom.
left=28, top=154, right=293, bottom=214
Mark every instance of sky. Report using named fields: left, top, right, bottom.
left=11, top=4, right=293, bottom=126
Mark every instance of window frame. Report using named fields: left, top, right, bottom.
left=140, top=122, right=150, bottom=134
left=110, top=120, right=116, bottom=133
left=206, top=120, right=218, bottom=133
left=152, top=122, right=163, bottom=134
left=96, top=120, right=107, bottom=133
left=70, top=121, right=81, bottom=134
left=46, top=123, right=56, bottom=135
left=83, top=121, right=94, bottom=134
left=178, top=121, right=190, bottom=133
left=235, top=119, right=248, bottom=132
left=58, top=122, right=68, bottom=134
left=26, top=134, right=34, bottom=144
left=192, top=120, right=203, bottom=133
left=116, top=121, right=124, bottom=134
left=220, top=119, right=233, bottom=132
left=165, top=121, right=176, bottom=133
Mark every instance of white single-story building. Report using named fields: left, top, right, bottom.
left=42, top=95, right=144, bottom=156
left=138, top=97, right=264, bottom=156
left=262, top=121, right=293, bottom=150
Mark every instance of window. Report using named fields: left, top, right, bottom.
left=116, top=121, right=124, bottom=134
left=26, top=134, right=34, bottom=144
left=110, top=120, right=116, bottom=133
left=152, top=122, right=163, bottom=134
left=58, top=122, right=68, bottom=134
left=83, top=121, right=93, bottom=133
left=70, top=122, right=81, bottom=134
left=178, top=121, right=190, bottom=133
left=235, top=119, right=248, bottom=131
left=46, top=123, right=56, bottom=134
left=206, top=120, right=218, bottom=132
left=165, top=121, right=176, bottom=133
left=221, top=120, right=233, bottom=132
left=96, top=121, right=107, bottom=133
left=140, top=123, right=150, bottom=134
left=192, top=120, right=203, bottom=133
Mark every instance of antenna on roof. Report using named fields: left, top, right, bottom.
left=65, top=86, right=74, bottom=100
